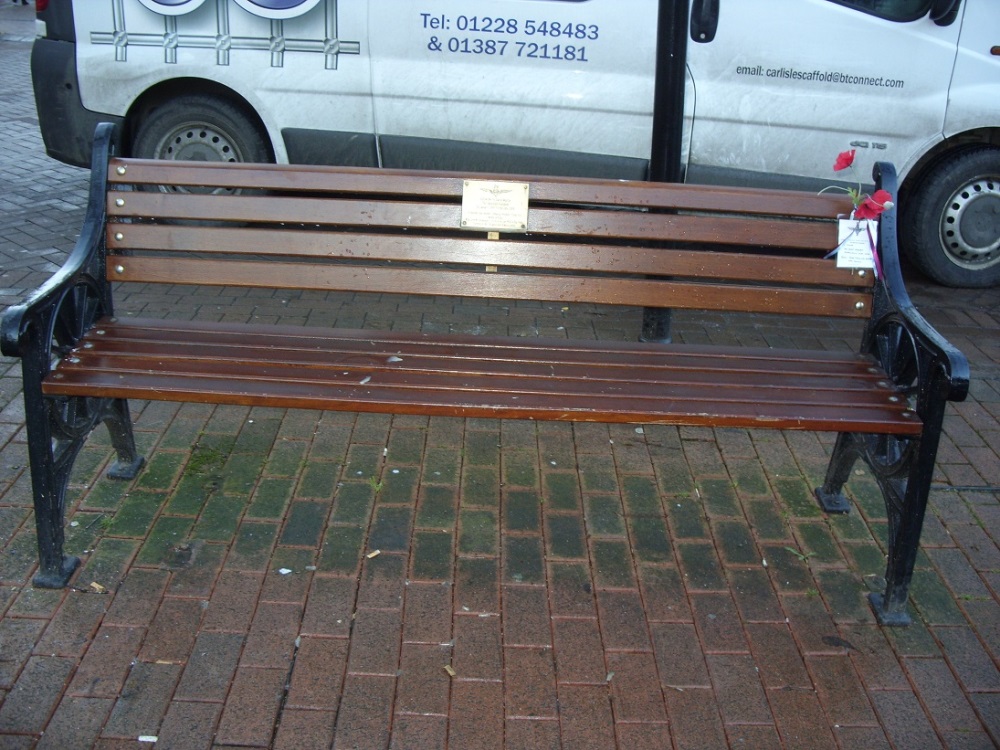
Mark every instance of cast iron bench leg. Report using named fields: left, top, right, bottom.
left=815, top=422, right=941, bottom=626
left=867, top=427, right=941, bottom=627
left=103, top=398, right=145, bottom=480
left=25, top=391, right=144, bottom=588
left=814, top=432, right=860, bottom=515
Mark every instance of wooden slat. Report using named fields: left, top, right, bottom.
left=107, top=225, right=869, bottom=288
left=63, top=353, right=909, bottom=410
left=85, top=336, right=881, bottom=385
left=108, top=158, right=855, bottom=218
left=108, top=192, right=841, bottom=250
left=106, top=256, right=872, bottom=318
left=42, top=318, right=920, bottom=435
left=66, top=339, right=891, bottom=398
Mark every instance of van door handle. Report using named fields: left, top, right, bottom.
left=690, top=0, right=719, bottom=43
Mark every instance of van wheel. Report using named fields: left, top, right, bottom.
left=132, top=95, right=271, bottom=165
left=902, top=147, right=1000, bottom=288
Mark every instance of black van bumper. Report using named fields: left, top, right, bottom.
left=31, top=38, right=122, bottom=168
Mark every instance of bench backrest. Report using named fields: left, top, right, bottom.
left=104, top=159, right=872, bottom=319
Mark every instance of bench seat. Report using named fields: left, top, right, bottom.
left=51, top=317, right=921, bottom=434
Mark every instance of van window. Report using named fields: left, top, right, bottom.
left=826, top=0, right=933, bottom=21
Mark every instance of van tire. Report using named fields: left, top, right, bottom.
left=902, top=146, right=1000, bottom=288
left=132, top=95, right=271, bottom=165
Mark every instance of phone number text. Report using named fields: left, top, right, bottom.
left=421, top=13, right=599, bottom=40
left=428, top=36, right=590, bottom=62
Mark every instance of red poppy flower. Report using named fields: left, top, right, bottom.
left=853, top=189, right=894, bottom=220
left=834, top=149, right=856, bottom=171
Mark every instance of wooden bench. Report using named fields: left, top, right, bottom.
left=1, top=123, right=968, bottom=625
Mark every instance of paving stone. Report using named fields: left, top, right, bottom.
left=387, top=714, right=449, bottom=750
left=402, top=580, right=453, bottom=644
left=905, top=656, right=983, bottom=733
left=461, top=464, right=501, bottom=508
left=452, top=614, right=502, bottom=680
left=411, top=529, right=454, bottom=581
left=134, top=516, right=197, bottom=567
left=102, top=661, right=182, bottom=740
left=547, top=562, right=596, bottom=617
left=663, top=687, right=728, bottom=750
left=745, top=622, right=811, bottom=689
left=597, top=590, right=651, bottom=652
left=505, top=489, right=542, bottom=532
left=542, top=471, right=581, bottom=511
left=394, top=642, right=451, bottom=716
left=546, top=513, right=587, bottom=560
left=317, top=524, right=366, bottom=575
left=504, top=535, right=544, bottom=585
left=415, top=484, right=457, bottom=529
left=0, top=617, right=43, bottom=688
left=154, top=700, right=223, bottom=750
left=767, top=684, right=839, bottom=750
left=346, top=607, right=402, bottom=676
left=934, top=626, right=1000, bottom=692
left=502, top=585, right=550, bottom=648
left=590, top=539, right=635, bottom=589
left=677, top=541, right=727, bottom=591
left=871, top=689, right=946, bottom=750
left=557, top=684, right=617, bottom=750
left=448, top=679, right=504, bottom=750
left=214, top=666, right=286, bottom=747
left=501, top=647, right=557, bottom=720
left=65, top=626, right=142, bottom=701
left=453, top=556, right=497, bottom=615
left=458, top=509, right=498, bottom=555
left=638, top=564, right=691, bottom=623
left=0, top=655, right=75, bottom=733
left=506, top=718, right=561, bottom=750
left=35, top=696, right=113, bottom=750
left=174, top=631, right=244, bottom=703
left=138, top=597, right=204, bottom=664
left=807, top=653, right=879, bottom=726
left=35, top=591, right=111, bottom=658
left=552, top=617, right=606, bottom=684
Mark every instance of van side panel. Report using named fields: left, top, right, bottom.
left=72, top=0, right=374, bottom=164
left=943, top=1, right=1000, bottom=139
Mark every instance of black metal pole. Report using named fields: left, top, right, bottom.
left=641, top=0, right=689, bottom=343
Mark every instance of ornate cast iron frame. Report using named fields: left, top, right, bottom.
left=814, top=162, right=969, bottom=626
left=1, top=124, right=144, bottom=588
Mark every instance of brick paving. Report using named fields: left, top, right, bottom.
left=2, top=14, right=1000, bottom=748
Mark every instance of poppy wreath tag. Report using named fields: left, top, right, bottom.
left=822, top=149, right=893, bottom=277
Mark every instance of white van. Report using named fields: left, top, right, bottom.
left=30, top=0, right=1000, bottom=287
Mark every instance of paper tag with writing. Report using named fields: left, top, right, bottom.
left=836, top=219, right=877, bottom=269
left=461, top=180, right=529, bottom=232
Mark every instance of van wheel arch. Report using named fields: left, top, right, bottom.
left=126, top=82, right=274, bottom=164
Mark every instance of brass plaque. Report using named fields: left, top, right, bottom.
left=461, top=180, right=529, bottom=233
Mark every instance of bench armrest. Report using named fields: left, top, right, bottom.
left=867, top=162, right=970, bottom=408
left=1, top=123, right=117, bottom=365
